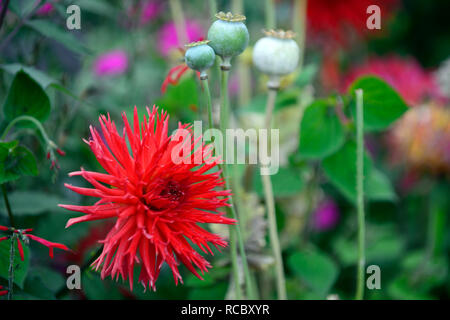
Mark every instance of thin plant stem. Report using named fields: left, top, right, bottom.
left=219, top=66, right=255, bottom=300
left=208, top=0, right=217, bottom=21
left=168, top=0, right=187, bottom=46
left=262, top=87, right=287, bottom=300
left=0, top=0, right=10, bottom=31
left=8, top=233, right=16, bottom=300
left=355, top=89, right=365, bottom=300
left=1, top=184, right=15, bottom=227
left=1, top=115, right=52, bottom=145
left=292, top=0, right=307, bottom=70
left=201, top=77, right=214, bottom=130
left=265, top=0, right=276, bottom=30
left=232, top=0, right=251, bottom=107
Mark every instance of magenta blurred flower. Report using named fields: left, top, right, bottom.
left=158, top=20, right=203, bottom=56
left=140, top=0, right=161, bottom=25
left=36, top=2, right=54, bottom=16
left=312, top=199, right=340, bottom=231
left=342, top=56, right=442, bottom=106
left=93, top=50, right=129, bottom=77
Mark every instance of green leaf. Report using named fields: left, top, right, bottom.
left=253, top=166, right=303, bottom=198
left=1, top=64, right=82, bottom=101
left=26, top=20, right=89, bottom=55
left=155, top=78, right=198, bottom=120
left=0, top=141, right=38, bottom=183
left=366, top=168, right=397, bottom=201
left=1, top=191, right=63, bottom=216
left=348, top=76, right=408, bottom=131
left=3, top=71, right=51, bottom=124
left=334, top=228, right=404, bottom=266
left=1, top=64, right=56, bottom=89
left=322, top=141, right=372, bottom=202
left=295, top=63, right=318, bottom=87
left=8, top=0, right=36, bottom=17
left=298, top=100, right=345, bottom=159
left=288, top=249, right=338, bottom=295
left=75, top=0, right=118, bottom=18
left=0, top=238, right=30, bottom=289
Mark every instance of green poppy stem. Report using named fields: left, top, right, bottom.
left=265, top=0, right=276, bottom=30
left=262, top=87, right=287, bottom=300
left=201, top=78, right=214, bottom=131
left=219, top=66, right=255, bottom=300
left=355, top=89, right=366, bottom=300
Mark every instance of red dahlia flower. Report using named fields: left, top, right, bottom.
left=60, top=106, right=234, bottom=291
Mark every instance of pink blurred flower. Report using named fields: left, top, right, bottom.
left=312, top=199, right=340, bottom=231
left=140, top=0, right=161, bottom=25
left=342, top=56, right=443, bottom=106
left=36, top=2, right=54, bottom=16
left=93, top=50, right=129, bottom=77
left=158, top=20, right=203, bottom=56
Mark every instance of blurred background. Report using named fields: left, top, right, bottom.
left=0, top=0, right=449, bottom=300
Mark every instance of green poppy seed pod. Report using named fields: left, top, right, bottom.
left=184, top=40, right=216, bottom=79
left=207, top=12, right=249, bottom=68
left=253, top=30, right=300, bottom=87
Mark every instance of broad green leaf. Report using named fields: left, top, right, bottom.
left=348, top=76, right=408, bottom=131
left=22, top=267, right=66, bottom=299
left=366, top=168, right=397, bottom=201
left=288, top=249, right=338, bottom=295
left=75, top=0, right=118, bottom=18
left=0, top=238, right=30, bottom=289
left=298, top=100, right=345, bottom=159
left=334, top=232, right=404, bottom=266
left=322, top=141, right=372, bottom=202
left=26, top=20, right=89, bottom=55
left=3, top=71, right=51, bottom=124
left=1, top=64, right=55, bottom=89
left=253, top=166, right=303, bottom=198
left=82, top=271, right=123, bottom=300
left=1, top=64, right=81, bottom=101
left=155, top=78, right=198, bottom=121
left=8, top=0, right=36, bottom=17
left=388, top=275, right=433, bottom=300
left=295, top=63, right=318, bottom=87
left=0, top=191, right=63, bottom=216
left=0, top=141, right=38, bottom=184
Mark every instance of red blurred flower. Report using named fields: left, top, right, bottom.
left=307, top=0, right=398, bottom=46
left=0, top=226, right=69, bottom=259
left=342, top=56, right=443, bottom=106
left=66, top=222, right=113, bottom=265
left=0, top=285, right=7, bottom=296
left=161, top=64, right=190, bottom=94
left=60, top=106, right=234, bottom=291
left=161, top=64, right=201, bottom=99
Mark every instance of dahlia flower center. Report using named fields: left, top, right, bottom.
left=144, top=180, right=186, bottom=211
